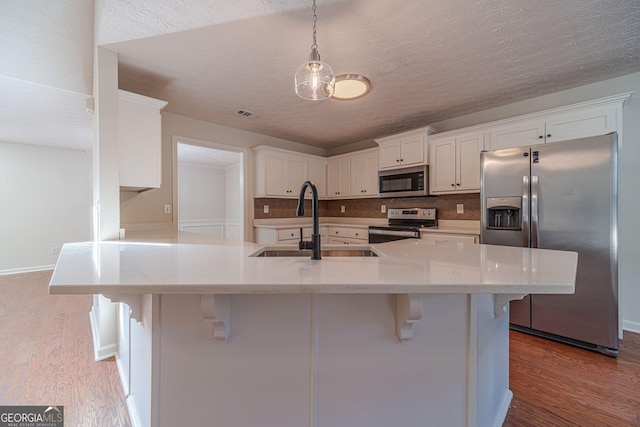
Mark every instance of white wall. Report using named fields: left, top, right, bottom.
left=430, top=72, right=640, bottom=334
left=178, top=163, right=227, bottom=221
left=225, top=162, right=243, bottom=241
left=177, top=161, right=243, bottom=240
left=0, top=141, right=92, bottom=273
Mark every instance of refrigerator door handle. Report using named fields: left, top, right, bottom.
left=531, top=175, right=539, bottom=248
left=522, top=175, right=530, bottom=247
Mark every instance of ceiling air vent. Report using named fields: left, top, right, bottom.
left=234, top=109, right=259, bottom=118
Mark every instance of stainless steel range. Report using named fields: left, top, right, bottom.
left=368, top=208, right=437, bottom=243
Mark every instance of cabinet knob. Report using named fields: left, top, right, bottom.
left=451, top=183, right=455, bottom=187
left=400, top=158, right=404, bottom=162
left=547, top=134, right=551, bottom=138
left=355, top=233, right=359, bottom=236
left=456, top=183, right=460, bottom=186
left=538, top=135, right=543, bottom=139
left=396, top=159, right=400, bottom=162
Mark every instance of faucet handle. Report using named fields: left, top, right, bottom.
left=299, top=240, right=314, bottom=250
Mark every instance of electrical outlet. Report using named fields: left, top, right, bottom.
left=263, top=205, right=269, bottom=214
left=457, top=204, right=464, bottom=214
left=164, top=204, right=172, bottom=215
left=51, top=247, right=59, bottom=255
left=341, top=205, right=346, bottom=213
left=381, top=205, right=386, bottom=213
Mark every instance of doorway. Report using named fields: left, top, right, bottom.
left=174, top=137, right=246, bottom=241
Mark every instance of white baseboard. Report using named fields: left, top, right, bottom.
left=0, top=265, right=54, bottom=276
left=623, top=320, right=640, bottom=334
left=125, top=394, right=144, bottom=427
left=89, top=307, right=118, bottom=361
left=495, top=390, right=513, bottom=427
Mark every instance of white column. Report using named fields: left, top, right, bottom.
left=89, top=46, right=120, bottom=360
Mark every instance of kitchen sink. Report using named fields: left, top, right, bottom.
left=250, top=245, right=380, bottom=258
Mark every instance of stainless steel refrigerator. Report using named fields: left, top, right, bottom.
left=480, top=133, right=618, bottom=356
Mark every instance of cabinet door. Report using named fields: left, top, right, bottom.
left=488, top=119, right=545, bottom=150
left=378, top=141, right=401, bottom=169
left=545, top=106, right=616, bottom=143
left=265, top=153, right=289, bottom=196
left=429, top=138, right=456, bottom=193
left=327, top=159, right=350, bottom=198
left=399, top=134, right=425, bottom=166
left=119, top=91, right=166, bottom=190
left=308, top=160, right=327, bottom=199
left=350, top=155, right=366, bottom=196
left=363, top=151, right=379, bottom=195
left=287, top=157, right=307, bottom=196
left=456, top=133, right=483, bottom=192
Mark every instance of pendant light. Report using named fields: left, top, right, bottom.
left=295, top=0, right=335, bottom=101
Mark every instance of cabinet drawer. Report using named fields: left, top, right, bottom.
left=347, top=228, right=367, bottom=240
left=277, top=228, right=301, bottom=241
left=302, top=226, right=328, bottom=239
left=328, top=227, right=348, bottom=238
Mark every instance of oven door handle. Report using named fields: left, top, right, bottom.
left=368, top=229, right=419, bottom=238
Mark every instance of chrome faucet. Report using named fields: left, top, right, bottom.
left=296, top=181, right=321, bottom=260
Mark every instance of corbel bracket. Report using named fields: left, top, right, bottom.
left=103, top=294, right=142, bottom=322
left=493, top=294, right=527, bottom=319
left=396, top=294, right=423, bottom=341
left=201, top=294, right=231, bottom=342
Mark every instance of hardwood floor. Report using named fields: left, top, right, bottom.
left=1, top=271, right=639, bottom=426
left=505, top=329, right=640, bottom=426
left=0, top=270, right=130, bottom=427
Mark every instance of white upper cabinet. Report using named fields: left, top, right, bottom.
left=253, top=146, right=326, bottom=198
left=375, top=127, right=438, bottom=170
left=429, top=132, right=484, bottom=194
left=349, top=149, right=379, bottom=197
left=307, top=159, right=327, bottom=199
left=545, top=106, right=617, bottom=143
left=488, top=119, right=546, bottom=150
left=118, top=90, right=167, bottom=191
left=326, top=157, right=351, bottom=198
left=486, top=94, right=629, bottom=151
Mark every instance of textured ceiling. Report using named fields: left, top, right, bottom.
left=1, top=0, right=639, bottom=154
left=110, top=0, right=640, bottom=150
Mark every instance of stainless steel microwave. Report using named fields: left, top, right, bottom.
left=378, top=165, right=429, bottom=198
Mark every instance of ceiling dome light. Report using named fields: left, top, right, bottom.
left=332, top=74, right=372, bottom=101
left=295, top=0, right=335, bottom=101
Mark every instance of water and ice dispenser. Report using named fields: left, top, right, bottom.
left=486, top=197, right=522, bottom=230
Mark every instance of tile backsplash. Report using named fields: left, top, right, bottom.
left=255, top=193, right=480, bottom=220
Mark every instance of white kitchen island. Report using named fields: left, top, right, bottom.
left=49, top=236, right=577, bottom=427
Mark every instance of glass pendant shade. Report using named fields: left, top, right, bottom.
left=295, top=48, right=335, bottom=100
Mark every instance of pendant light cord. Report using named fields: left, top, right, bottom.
left=311, top=0, right=318, bottom=50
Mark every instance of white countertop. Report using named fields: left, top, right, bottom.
left=49, top=235, right=576, bottom=296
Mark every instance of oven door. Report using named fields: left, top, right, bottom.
left=368, top=227, right=420, bottom=243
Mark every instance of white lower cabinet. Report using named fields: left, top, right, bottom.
left=421, top=233, right=478, bottom=244
left=327, top=226, right=368, bottom=244
left=254, top=226, right=327, bottom=244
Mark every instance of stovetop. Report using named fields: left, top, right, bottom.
left=370, top=208, right=438, bottom=230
